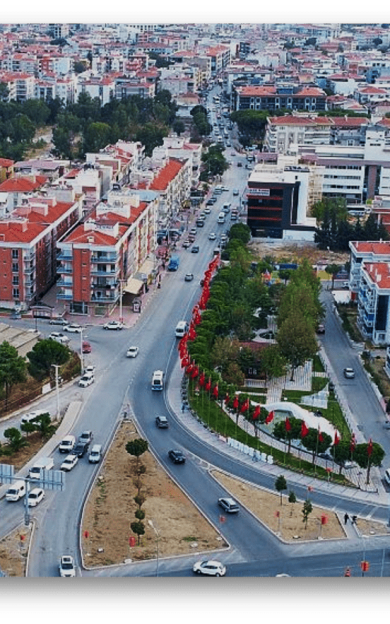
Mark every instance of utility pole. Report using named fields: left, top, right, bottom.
left=80, top=328, right=85, bottom=374
left=148, top=519, right=160, bottom=576
left=51, top=364, right=60, bottom=421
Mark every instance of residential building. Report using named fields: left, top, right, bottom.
left=349, top=240, right=390, bottom=300
left=356, top=260, right=390, bottom=346
left=232, top=85, right=327, bottom=113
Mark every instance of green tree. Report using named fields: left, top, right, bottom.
left=275, top=475, right=287, bottom=505
left=302, top=499, right=313, bottom=529
left=83, top=121, right=112, bottom=154
left=172, top=119, right=185, bottom=136
left=278, top=268, right=292, bottom=284
left=229, top=223, right=251, bottom=245
left=325, top=264, right=341, bottom=290
left=288, top=490, right=296, bottom=516
left=126, top=438, right=149, bottom=493
left=130, top=520, right=145, bottom=545
left=27, top=339, right=70, bottom=381
left=11, top=113, right=35, bottom=143
left=4, top=427, right=28, bottom=453
left=260, top=345, right=287, bottom=384
left=301, top=428, right=332, bottom=464
left=353, top=441, right=385, bottom=484
left=273, top=416, right=303, bottom=454
left=29, top=413, right=55, bottom=439
left=0, top=341, right=27, bottom=409
left=277, top=311, right=318, bottom=380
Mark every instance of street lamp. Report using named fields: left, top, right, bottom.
left=119, top=279, right=126, bottom=324
left=148, top=519, right=160, bottom=576
left=79, top=327, right=86, bottom=374
left=51, top=364, right=60, bottom=421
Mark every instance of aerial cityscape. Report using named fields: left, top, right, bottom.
left=2, top=20, right=390, bottom=588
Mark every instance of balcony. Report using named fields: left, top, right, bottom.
left=90, top=267, right=119, bottom=276
left=57, top=290, right=73, bottom=300
left=57, top=251, right=73, bottom=261
left=90, top=293, right=118, bottom=302
left=57, top=279, right=73, bottom=287
left=24, top=264, right=35, bottom=274
left=58, top=266, right=73, bottom=274
left=91, top=281, right=117, bottom=289
left=91, top=254, right=117, bottom=263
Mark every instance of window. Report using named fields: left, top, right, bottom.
left=12, top=263, right=19, bottom=272
left=12, top=276, right=19, bottom=285
left=12, top=249, right=19, bottom=258
left=12, top=288, right=19, bottom=299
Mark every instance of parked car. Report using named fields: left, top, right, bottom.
left=191, top=245, right=200, bottom=253
left=316, top=324, right=325, bottom=334
left=60, top=454, right=78, bottom=472
left=182, top=240, right=191, bottom=249
left=64, top=323, right=82, bottom=333
left=185, top=273, right=194, bottom=282
left=28, top=488, right=45, bottom=507
left=103, top=320, right=123, bottom=330
left=343, top=367, right=355, bottom=379
left=72, top=442, right=90, bottom=458
left=126, top=346, right=139, bottom=358
left=82, top=341, right=92, bottom=353
left=59, top=555, right=76, bottom=577
left=21, top=409, right=49, bottom=424
left=156, top=415, right=169, bottom=428
left=168, top=449, right=186, bottom=464
left=204, top=207, right=211, bottom=214
left=79, top=372, right=94, bottom=388
left=218, top=497, right=240, bottom=513
left=189, top=228, right=197, bottom=236
left=208, top=232, right=216, bottom=240
left=49, top=317, right=68, bottom=326
left=233, top=189, right=239, bottom=196
left=237, top=161, right=243, bottom=167
left=192, top=560, right=226, bottom=576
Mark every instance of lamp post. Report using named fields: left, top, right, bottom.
left=80, top=328, right=86, bottom=374
left=119, top=279, right=126, bottom=324
left=51, top=364, right=60, bottom=421
left=148, top=519, right=159, bottom=576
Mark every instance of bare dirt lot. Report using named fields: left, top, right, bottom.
left=0, top=525, right=31, bottom=577
left=249, top=240, right=349, bottom=267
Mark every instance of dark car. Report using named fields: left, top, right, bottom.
left=191, top=246, right=200, bottom=253
left=237, top=161, right=242, bottom=167
left=196, top=220, right=205, bottom=228
left=156, top=415, right=169, bottom=428
left=73, top=441, right=90, bottom=457
left=316, top=324, right=325, bottom=334
left=168, top=449, right=185, bottom=464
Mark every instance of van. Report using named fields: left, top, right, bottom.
left=175, top=321, right=188, bottom=338
left=59, top=435, right=76, bottom=454
left=88, top=444, right=102, bottom=464
left=151, top=370, right=164, bottom=391
left=29, top=457, right=54, bottom=480
left=6, top=480, right=26, bottom=502
left=217, top=212, right=225, bottom=224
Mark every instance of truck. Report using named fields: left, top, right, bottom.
left=167, top=255, right=180, bottom=271
left=29, top=457, right=54, bottom=480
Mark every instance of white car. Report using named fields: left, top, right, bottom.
left=126, top=346, right=139, bottom=358
left=64, top=323, right=82, bottom=333
left=21, top=409, right=48, bottom=424
left=49, top=332, right=70, bottom=344
left=28, top=488, right=45, bottom=507
left=79, top=373, right=94, bottom=388
left=60, top=454, right=78, bottom=472
left=209, top=232, right=216, bottom=240
left=193, top=560, right=226, bottom=576
left=84, top=365, right=95, bottom=375
left=204, top=207, right=211, bottom=214
left=103, top=321, right=123, bottom=330
left=59, top=555, right=76, bottom=577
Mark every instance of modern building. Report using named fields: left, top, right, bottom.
left=232, top=85, right=327, bottom=113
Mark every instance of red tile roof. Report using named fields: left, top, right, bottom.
left=352, top=241, right=390, bottom=254
left=0, top=176, right=47, bottom=192
left=363, top=262, right=390, bottom=289
left=149, top=158, right=184, bottom=191
left=0, top=220, right=46, bottom=243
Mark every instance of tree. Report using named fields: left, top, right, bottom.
left=0, top=341, right=27, bottom=408
left=83, top=121, right=112, bottom=154
left=29, top=413, right=55, bottom=439
left=27, top=339, right=70, bottom=381
left=325, top=264, right=341, bottom=290
left=301, top=428, right=332, bottom=464
left=277, top=311, right=318, bottom=380
left=4, top=427, right=28, bottom=453
left=130, top=520, right=145, bottom=545
left=260, top=345, right=287, bottom=384
left=278, top=268, right=292, bottom=284
left=229, top=223, right=251, bottom=245
left=273, top=416, right=303, bottom=454
left=126, top=438, right=149, bottom=493
left=172, top=119, right=185, bottom=136
left=353, top=441, right=385, bottom=484
left=302, top=499, right=313, bottom=529
left=288, top=490, right=296, bottom=516
left=275, top=475, right=287, bottom=505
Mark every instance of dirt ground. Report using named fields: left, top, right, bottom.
left=249, top=240, right=349, bottom=267
left=0, top=431, right=55, bottom=471
left=0, top=525, right=32, bottom=577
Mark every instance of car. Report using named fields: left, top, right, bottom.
left=206, top=199, right=215, bottom=206
left=221, top=186, right=229, bottom=192
left=204, top=207, right=211, bottom=214
left=384, top=421, right=390, bottom=430
left=82, top=341, right=92, bottom=353
left=49, top=332, right=70, bottom=344
left=72, top=442, right=89, bottom=458
left=233, top=189, right=239, bottom=196
left=79, top=373, right=94, bottom=388
left=316, top=324, right=325, bottom=334
left=79, top=431, right=93, bottom=444
left=182, top=240, right=191, bottom=248
left=156, top=415, right=169, bottom=428
left=209, top=232, right=216, bottom=240
left=84, top=365, right=95, bottom=375
left=64, top=323, right=82, bottom=333
left=49, top=317, right=68, bottom=326
left=189, top=228, right=197, bottom=236
left=168, top=449, right=186, bottom=464
left=237, top=161, right=242, bottom=167
left=343, top=367, right=355, bottom=379
left=59, top=555, right=76, bottom=578
left=59, top=435, right=76, bottom=453
left=60, top=454, right=78, bottom=472
left=21, top=409, right=48, bottom=424
left=103, top=320, right=123, bottom=330
left=28, top=487, right=45, bottom=507
left=185, top=273, right=194, bottom=282
left=191, top=246, right=200, bottom=253
left=218, top=497, right=240, bottom=513
left=192, top=560, right=226, bottom=576
left=328, top=381, right=335, bottom=392
left=88, top=444, right=102, bottom=463
left=319, top=452, right=334, bottom=462
left=126, top=346, right=139, bottom=358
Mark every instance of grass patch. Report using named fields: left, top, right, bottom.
left=363, top=356, right=390, bottom=399
left=312, top=376, right=328, bottom=392
left=337, top=304, right=362, bottom=343
left=312, top=354, right=325, bottom=373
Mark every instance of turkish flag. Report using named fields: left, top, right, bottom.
left=233, top=395, right=239, bottom=409
left=334, top=431, right=340, bottom=446
left=186, top=363, right=194, bottom=375
left=225, top=393, right=230, bottom=404
left=188, top=326, right=196, bottom=340
left=285, top=417, right=291, bottom=431
left=181, top=357, right=189, bottom=368
left=240, top=398, right=250, bottom=413
left=301, top=421, right=309, bottom=438
left=265, top=410, right=274, bottom=424
left=191, top=366, right=199, bottom=379
left=367, top=438, right=373, bottom=456
left=199, top=372, right=205, bottom=386
left=318, top=428, right=324, bottom=442
left=212, top=384, right=219, bottom=398
left=350, top=433, right=356, bottom=452
left=252, top=405, right=261, bottom=420
left=205, top=377, right=211, bottom=392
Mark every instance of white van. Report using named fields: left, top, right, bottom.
left=59, top=435, right=76, bottom=454
left=217, top=212, right=225, bottom=224
left=6, top=480, right=26, bottom=502
left=175, top=321, right=188, bottom=338
left=88, top=444, right=102, bottom=464
left=29, top=457, right=54, bottom=480
left=151, top=370, right=164, bottom=391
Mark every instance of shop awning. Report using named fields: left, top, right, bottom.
left=123, top=277, right=144, bottom=295
left=138, top=259, right=155, bottom=276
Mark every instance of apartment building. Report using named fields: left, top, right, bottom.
left=148, top=157, right=192, bottom=230
left=356, top=261, right=390, bottom=346
left=232, top=85, right=327, bottom=113
left=56, top=192, right=158, bottom=315
left=349, top=240, right=390, bottom=301
left=0, top=192, right=82, bottom=309
left=264, top=115, right=333, bottom=153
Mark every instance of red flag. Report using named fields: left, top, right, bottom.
left=301, top=421, right=309, bottom=438
left=212, top=384, right=219, bottom=398
left=233, top=395, right=239, bottom=410
left=205, top=377, right=211, bottom=392
left=225, top=393, right=230, bottom=404
left=240, top=398, right=250, bottom=413
left=199, top=372, right=205, bottom=387
left=191, top=366, right=199, bottom=379
left=350, top=433, right=356, bottom=453
left=367, top=438, right=373, bottom=457
left=318, top=427, right=324, bottom=443
left=334, top=431, right=340, bottom=446
left=265, top=410, right=274, bottom=424
left=252, top=405, right=261, bottom=421
left=285, top=417, right=291, bottom=432
left=181, top=357, right=189, bottom=368
left=186, top=363, right=194, bottom=375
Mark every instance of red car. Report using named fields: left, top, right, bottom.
left=82, top=341, right=92, bottom=354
